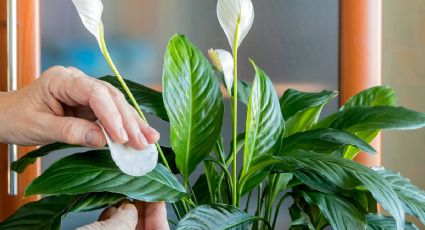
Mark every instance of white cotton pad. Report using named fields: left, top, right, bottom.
left=97, top=121, right=158, bottom=176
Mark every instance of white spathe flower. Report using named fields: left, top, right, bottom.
left=71, top=0, right=104, bottom=50
left=209, top=49, right=234, bottom=93
left=98, top=121, right=158, bottom=177
left=217, top=0, right=254, bottom=51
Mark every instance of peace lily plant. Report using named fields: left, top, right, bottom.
left=1, top=0, right=425, bottom=229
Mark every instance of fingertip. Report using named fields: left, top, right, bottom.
left=143, top=126, right=160, bottom=144
left=126, top=138, right=146, bottom=150
left=119, top=127, right=129, bottom=143
left=120, top=203, right=138, bottom=219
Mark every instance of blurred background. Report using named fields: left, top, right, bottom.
left=38, top=0, right=425, bottom=229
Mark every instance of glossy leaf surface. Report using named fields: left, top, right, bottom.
left=12, top=143, right=177, bottom=175
left=240, top=151, right=405, bottom=229
left=176, top=204, right=264, bottom=229
left=240, top=61, right=284, bottom=194
left=316, top=106, right=425, bottom=132
left=302, top=192, right=365, bottom=229
left=12, top=142, right=76, bottom=173
left=25, top=150, right=187, bottom=202
left=340, top=86, right=397, bottom=159
left=163, top=35, right=224, bottom=179
left=341, top=86, right=396, bottom=110
left=365, top=214, right=418, bottom=230
left=374, top=167, right=425, bottom=225
left=279, top=89, right=337, bottom=136
left=281, top=128, right=376, bottom=155
left=0, top=193, right=124, bottom=230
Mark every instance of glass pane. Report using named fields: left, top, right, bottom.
left=42, top=0, right=339, bottom=93
left=382, top=0, right=425, bottom=190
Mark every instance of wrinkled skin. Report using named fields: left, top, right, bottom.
left=0, top=66, right=159, bottom=149
left=0, top=66, right=166, bottom=229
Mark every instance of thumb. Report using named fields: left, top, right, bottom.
left=77, top=203, right=138, bottom=230
left=46, top=115, right=106, bottom=148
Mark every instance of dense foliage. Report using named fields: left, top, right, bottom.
left=2, top=0, right=425, bottom=229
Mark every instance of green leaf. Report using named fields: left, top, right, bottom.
left=162, top=34, right=224, bottom=179
left=236, top=79, right=252, bottom=105
left=176, top=204, right=268, bottom=230
left=316, top=106, right=425, bottom=132
left=240, top=151, right=405, bottom=229
left=0, top=193, right=125, bottom=230
left=280, top=89, right=337, bottom=136
left=25, top=150, right=187, bottom=202
left=292, top=171, right=342, bottom=194
left=374, top=167, right=425, bottom=225
left=288, top=202, right=315, bottom=230
left=281, top=128, right=376, bottom=155
left=99, top=76, right=168, bottom=121
left=267, top=173, right=293, bottom=204
left=12, top=143, right=178, bottom=175
left=341, top=86, right=396, bottom=110
left=365, top=214, right=418, bottom=230
left=265, top=173, right=293, bottom=223
left=240, top=61, right=285, bottom=195
left=343, top=130, right=380, bottom=159
left=301, top=192, right=365, bottom=229
left=11, top=142, right=76, bottom=173
left=192, top=174, right=213, bottom=205
left=340, top=86, right=397, bottom=159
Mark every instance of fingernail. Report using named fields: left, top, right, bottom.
left=120, top=128, right=128, bottom=142
left=147, top=126, right=160, bottom=136
left=85, top=130, right=101, bottom=147
left=138, top=133, right=149, bottom=146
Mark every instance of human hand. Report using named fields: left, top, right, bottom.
left=77, top=202, right=169, bottom=230
left=0, top=66, right=159, bottom=149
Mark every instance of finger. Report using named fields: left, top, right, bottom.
left=68, top=69, right=146, bottom=148
left=67, top=66, right=158, bottom=147
left=134, top=201, right=145, bottom=230
left=92, top=77, right=153, bottom=149
left=47, top=67, right=128, bottom=143
left=105, top=90, right=148, bottom=150
left=77, top=203, right=138, bottom=230
left=45, top=115, right=106, bottom=148
left=67, top=66, right=85, bottom=75
left=143, top=202, right=169, bottom=230
left=131, top=108, right=160, bottom=144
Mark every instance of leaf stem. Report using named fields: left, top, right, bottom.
left=203, top=161, right=215, bottom=203
left=244, top=190, right=253, bottom=212
left=253, top=183, right=263, bottom=230
left=171, top=203, right=182, bottom=220
left=99, top=30, right=171, bottom=171
left=231, top=17, right=241, bottom=207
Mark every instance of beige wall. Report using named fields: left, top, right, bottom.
left=383, top=0, right=425, bottom=189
